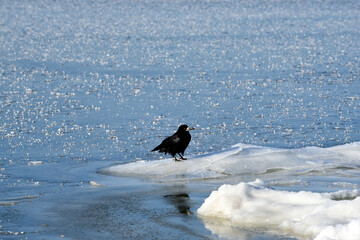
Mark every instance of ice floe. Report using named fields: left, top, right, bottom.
left=89, top=180, right=104, bottom=188
left=103, top=142, right=360, bottom=180
left=197, top=179, right=360, bottom=240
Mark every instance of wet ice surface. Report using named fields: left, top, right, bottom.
left=106, top=143, right=360, bottom=239
left=1, top=0, right=360, bottom=239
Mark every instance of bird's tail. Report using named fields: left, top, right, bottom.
left=151, top=146, right=160, bottom=152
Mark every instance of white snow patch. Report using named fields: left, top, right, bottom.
left=28, top=161, right=43, bottom=166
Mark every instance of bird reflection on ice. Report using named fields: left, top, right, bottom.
left=164, top=193, right=192, bottom=215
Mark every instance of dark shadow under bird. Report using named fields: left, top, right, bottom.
left=152, top=124, right=195, bottom=161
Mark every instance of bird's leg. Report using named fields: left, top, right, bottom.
left=174, top=157, right=181, bottom=162
left=178, top=153, right=187, bottom=160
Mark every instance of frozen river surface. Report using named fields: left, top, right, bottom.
left=1, top=0, right=360, bottom=239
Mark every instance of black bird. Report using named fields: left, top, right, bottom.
left=152, top=124, right=195, bottom=161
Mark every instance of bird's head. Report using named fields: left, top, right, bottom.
left=178, top=124, right=195, bottom=132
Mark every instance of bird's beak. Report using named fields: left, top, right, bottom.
left=186, top=127, right=195, bottom=131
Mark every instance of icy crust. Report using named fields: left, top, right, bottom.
left=103, top=142, right=360, bottom=180
left=197, top=179, right=360, bottom=240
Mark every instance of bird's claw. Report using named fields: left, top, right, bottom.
left=174, top=157, right=187, bottom=162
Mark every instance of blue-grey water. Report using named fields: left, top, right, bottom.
left=0, top=1, right=359, bottom=239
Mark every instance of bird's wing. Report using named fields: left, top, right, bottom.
left=152, top=134, right=180, bottom=152
left=168, top=134, right=180, bottom=144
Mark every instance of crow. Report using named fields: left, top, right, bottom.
left=152, top=125, right=195, bottom=161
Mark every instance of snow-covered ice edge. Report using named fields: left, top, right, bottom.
left=102, top=142, right=360, bottom=180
